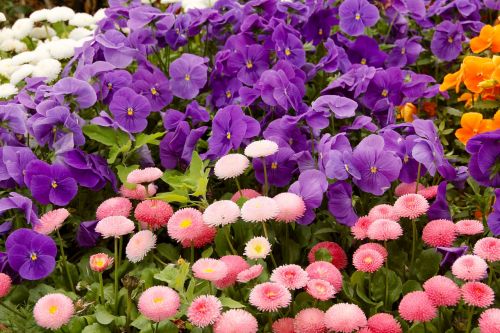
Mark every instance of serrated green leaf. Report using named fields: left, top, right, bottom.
left=116, top=164, right=139, bottom=189
left=473, top=100, right=500, bottom=110
left=220, top=297, right=246, bottom=308
left=153, top=190, right=190, bottom=203
left=83, top=125, right=129, bottom=147
left=134, top=132, right=166, bottom=150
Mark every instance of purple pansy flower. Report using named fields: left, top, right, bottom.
left=2, top=146, right=36, bottom=187
left=339, top=0, right=379, bottom=36
left=51, top=77, right=97, bottom=109
left=100, top=70, right=132, bottom=103
left=76, top=220, right=100, bottom=248
left=0, top=252, right=21, bottom=283
left=302, top=8, right=338, bottom=45
left=363, top=68, right=404, bottom=112
left=0, top=104, right=27, bottom=136
left=169, top=54, right=208, bottom=100
left=263, top=117, right=308, bottom=153
left=160, top=121, right=207, bottom=169
left=109, top=87, right=151, bottom=133
left=428, top=181, right=452, bottom=221
left=430, top=20, right=464, bottom=62
left=95, top=30, right=137, bottom=68
left=289, top=169, right=328, bottom=225
left=0, top=193, right=39, bottom=225
left=346, top=36, right=387, bottom=68
left=133, top=66, right=173, bottom=112
left=272, top=24, right=306, bottom=68
left=327, top=181, right=358, bottom=226
left=386, top=36, right=423, bottom=68
left=227, top=40, right=269, bottom=86
left=253, top=143, right=296, bottom=187
left=307, top=95, right=357, bottom=130
left=487, top=188, right=500, bottom=236
left=382, top=129, right=421, bottom=183
left=465, top=129, right=500, bottom=187
left=437, top=246, right=468, bottom=268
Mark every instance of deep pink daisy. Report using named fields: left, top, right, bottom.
left=306, top=279, right=336, bottom=301
left=214, top=255, right=250, bottom=289
left=451, top=255, right=488, bottom=281
left=127, top=167, right=163, bottom=184
left=368, top=204, right=398, bottom=221
left=455, top=219, right=484, bottom=236
left=0, top=273, right=12, bottom=298
left=393, top=194, right=429, bottom=219
left=307, top=241, right=348, bottom=270
left=324, top=303, right=367, bottom=333
left=394, top=182, right=425, bottom=197
left=423, top=275, right=461, bottom=306
left=366, top=218, right=403, bottom=241
left=461, top=282, right=495, bottom=308
left=422, top=219, right=457, bottom=247
left=367, top=313, right=402, bottom=333
left=134, top=200, right=173, bottom=230
left=474, top=237, right=500, bottom=262
left=273, top=192, right=306, bottom=223
left=272, top=318, right=295, bottom=333
left=351, top=216, right=374, bottom=240
left=96, top=197, right=132, bottom=220
left=479, top=308, right=500, bottom=333
left=305, top=261, right=343, bottom=291
left=34, top=208, right=70, bottom=235
left=398, top=291, right=437, bottom=323
left=237, top=264, right=264, bottom=283
left=249, top=282, right=291, bottom=312
left=187, top=295, right=222, bottom=328
left=270, top=264, right=309, bottom=290
left=294, top=308, right=326, bottom=333
left=180, top=223, right=217, bottom=248
left=417, top=185, right=439, bottom=199
left=352, top=248, right=384, bottom=273
left=120, top=184, right=150, bottom=200
left=214, top=309, right=258, bottom=333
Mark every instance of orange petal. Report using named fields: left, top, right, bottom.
left=470, top=25, right=494, bottom=53
left=460, top=112, right=483, bottom=130
left=455, top=128, right=473, bottom=144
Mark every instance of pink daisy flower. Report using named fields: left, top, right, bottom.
left=33, top=293, right=74, bottom=330
left=214, top=255, right=250, bottom=289
left=422, top=275, right=460, bottom=306
left=126, top=230, right=157, bottom=263
left=368, top=204, right=398, bottom=221
left=237, top=264, right=263, bottom=283
left=203, top=200, right=240, bottom=227
left=294, top=308, right=326, bottom=333
left=244, top=140, right=279, bottom=158
left=474, top=237, right=500, bottom=262
left=187, top=295, right=222, bottom=328
left=305, top=261, right=342, bottom=291
left=244, top=236, right=272, bottom=259
left=351, top=216, right=374, bottom=240
left=455, top=219, right=484, bottom=236
left=417, top=185, right=439, bottom=199
left=479, top=308, right=500, bottom=333
left=214, top=154, right=249, bottom=180
left=307, top=241, right=348, bottom=270
left=398, top=291, right=437, bottom=323
left=95, top=215, right=135, bottom=238
left=0, top=273, right=12, bottom=298
left=306, top=279, right=336, bottom=301
left=270, top=264, right=309, bottom=290
left=452, top=255, right=488, bottom=281
left=273, top=192, right=306, bottom=223
left=352, top=248, right=384, bottom=273
left=394, top=182, right=424, bottom=197
left=422, top=219, right=457, bottom=247
left=34, top=208, right=70, bottom=235
left=367, top=313, right=402, bottom=333
left=134, top=200, right=173, bottom=230
left=272, top=318, right=295, bottom=333
left=127, top=167, right=163, bottom=184
left=241, top=196, right=279, bottom=223
left=180, top=223, right=216, bottom=248
left=249, top=282, right=291, bottom=312
left=324, top=303, right=367, bottom=333
left=120, top=184, right=150, bottom=200
left=167, top=208, right=205, bottom=244
left=138, top=286, right=180, bottom=322
left=358, top=243, right=388, bottom=260
left=366, top=218, right=403, bottom=241
left=231, top=189, right=261, bottom=203
left=461, top=282, right=494, bottom=308
left=89, top=253, right=114, bottom=272
left=393, top=194, right=429, bottom=219
left=192, top=258, right=228, bottom=282
left=96, top=197, right=132, bottom=220
left=214, top=309, right=258, bottom=333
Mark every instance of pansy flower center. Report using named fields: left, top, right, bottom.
left=226, top=132, right=231, bottom=139
left=345, top=164, right=349, bottom=172
left=30, top=252, right=38, bottom=261
left=381, top=89, right=389, bottom=97
left=360, top=58, right=367, bottom=65
left=127, top=107, right=134, bottom=116
left=404, top=155, right=409, bottom=163
left=246, top=60, right=253, bottom=69
left=285, top=48, right=291, bottom=56
left=180, top=219, right=192, bottom=228
left=151, top=87, right=158, bottom=95
left=271, top=162, right=278, bottom=169
left=370, top=166, right=378, bottom=173
left=401, top=47, right=406, bottom=55
left=318, top=28, right=323, bottom=35
left=448, top=37, right=453, bottom=43
left=355, top=13, right=361, bottom=20
left=185, top=74, right=190, bottom=81
left=51, top=181, right=58, bottom=189
left=107, top=83, right=113, bottom=90
left=226, top=90, right=232, bottom=98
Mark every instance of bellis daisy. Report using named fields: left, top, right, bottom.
left=187, top=295, right=222, bottom=328
left=34, top=208, right=70, bottom=235
left=366, top=218, right=403, bottom=241
left=461, top=282, right=494, bottom=308
left=307, top=241, right=348, bottom=270
left=272, top=318, right=295, bottom=333
left=422, top=219, right=457, bottom=247
left=479, top=308, right=500, bottom=333
left=241, top=196, right=279, bottom=222
left=398, top=291, right=437, bottom=323
left=368, top=204, right=398, bottom=221
left=422, top=275, right=461, bottom=306
left=237, top=264, right=264, bottom=283
left=353, top=248, right=384, bottom=273
left=249, top=282, right=291, bottom=312
left=306, top=279, right=336, bottom=301
left=305, top=261, right=343, bottom=291
left=244, top=140, right=279, bottom=158
left=270, top=264, right=309, bottom=290
left=126, top=230, right=157, bottom=263
left=96, top=197, right=132, bottom=220
left=394, top=182, right=425, bottom=197
left=33, top=293, right=74, bottom=330
left=324, top=303, right=367, bottom=333
left=167, top=208, right=205, bottom=244
left=214, top=255, right=250, bottom=289
left=393, top=194, right=429, bottom=219
left=120, top=184, right=151, bottom=200
left=455, top=219, right=484, bottom=236
left=474, top=237, right=500, bottom=262
left=95, top=216, right=135, bottom=238
left=0, top=273, right=12, bottom=298
left=451, top=255, right=488, bottom=281
left=366, top=313, right=402, bottom=333
left=417, top=185, right=439, bottom=199
left=294, top=308, right=326, bottom=333
left=89, top=253, right=114, bottom=272
left=127, top=167, right=163, bottom=184
left=273, top=192, right=306, bottom=223
left=214, top=154, right=249, bottom=179
left=244, top=236, right=272, bottom=259
left=231, top=189, right=260, bottom=202
left=192, top=258, right=228, bottom=281
left=357, top=243, right=388, bottom=260
left=138, top=286, right=180, bottom=322
left=203, top=200, right=240, bottom=227
left=134, top=200, right=173, bottom=230
left=351, top=216, right=374, bottom=240
left=214, top=310, right=258, bottom=333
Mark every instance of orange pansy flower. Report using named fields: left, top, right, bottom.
left=456, top=112, right=493, bottom=144
left=397, top=103, right=417, bottom=122
left=440, top=67, right=463, bottom=93
left=470, top=25, right=500, bottom=53
left=462, top=56, right=495, bottom=93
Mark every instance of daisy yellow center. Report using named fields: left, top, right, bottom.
left=226, top=90, right=232, bottom=98
left=364, top=256, right=373, bottom=264
left=30, top=252, right=37, bottom=261
left=316, top=284, right=326, bottom=293
left=51, top=181, right=58, bottom=189
left=179, top=218, right=192, bottom=229
left=151, top=87, right=158, bottom=95
left=253, top=244, right=263, bottom=253
left=127, top=107, right=134, bottom=116
left=226, top=132, right=231, bottom=139
left=265, top=291, right=277, bottom=298
left=271, top=162, right=278, bottom=169
left=318, top=28, right=323, bottom=35
left=285, top=48, right=291, bottom=56
left=246, top=60, right=253, bottom=69
left=401, top=47, right=406, bottom=55
left=448, top=37, right=453, bottom=43
left=360, top=58, right=367, bottom=65
left=355, top=13, right=361, bottom=20
left=153, top=297, right=163, bottom=304
left=185, top=74, right=190, bottom=81
left=370, top=166, right=378, bottom=174
left=95, top=259, right=105, bottom=267
left=381, top=89, right=389, bottom=97
left=203, top=267, right=215, bottom=273
left=49, top=306, right=58, bottom=314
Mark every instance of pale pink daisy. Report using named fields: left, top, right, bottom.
left=273, top=192, right=306, bottom=223
left=192, top=258, right=228, bottom=281
left=34, top=208, right=70, bottom=235
left=393, top=193, right=429, bottom=219
left=214, top=154, right=249, bottom=179
left=33, top=293, right=74, bottom=330
left=89, top=253, right=113, bottom=272
left=451, top=255, right=488, bottom=281
left=244, top=140, right=279, bottom=158
left=138, top=286, right=180, bottom=322
left=351, top=216, right=374, bottom=240
left=0, top=273, right=12, bottom=298
left=187, top=295, right=222, bottom=328
left=241, top=196, right=279, bottom=222
left=202, top=200, right=240, bottom=227
left=394, top=182, right=424, bottom=197
left=352, top=248, right=384, bottom=273
left=127, top=167, right=163, bottom=184
left=305, top=261, right=343, bottom=291
left=366, top=218, right=403, bottom=241
left=417, top=185, right=439, bottom=199
left=249, top=282, right=291, bottom=312
left=307, top=241, right=348, bottom=270
left=96, top=197, right=132, bottom=220
left=95, top=216, right=135, bottom=238
left=272, top=318, right=295, bottom=333
left=324, top=303, right=367, bottom=333
left=270, top=264, right=309, bottom=290
left=368, top=204, right=398, bottom=221
left=120, top=184, right=149, bottom=200
left=231, top=189, right=261, bottom=202
left=294, top=308, right=326, bottom=333
left=455, top=219, right=484, bottom=236
left=214, top=255, right=249, bottom=289
left=398, top=291, right=437, bottom=323
left=306, top=279, right=336, bottom=301
left=422, top=275, right=460, bottom=306
left=167, top=208, right=204, bottom=244
left=147, top=183, right=157, bottom=196
left=237, top=264, right=263, bottom=283
left=244, top=236, right=271, bottom=259
left=367, top=313, right=402, bottom=333
left=474, top=237, right=500, bottom=262
left=461, top=282, right=494, bottom=308
left=214, top=309, right=258, bottom=333
left=126, top=230, right=157, bottom=263
left=422, top=219, right=457, bottom=247
left=357, top=243, right=388, bottom=260
left=134, top=200, right=173, bottom=230
left=479, top=308, right=500, bottom=333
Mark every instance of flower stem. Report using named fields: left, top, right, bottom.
left=56, top=229, right=75, bottom=293
left=410, top=219, right=417, bottom=276
left=415, top=163, right=422, bottom=193
left=234, top=178, right=244, bottom=199
left=224, top=225, right=237, bottom=255
left=98, top=273, right=104, bottom=305
left=0, top=302, right=26, bottom=319
left=126, top=290, right=132, bottom=333
left=114, top=237, right=120, bottom=314
left=465, top=306, right=474, bottom=333
left=384, top=241, right=389, bottom=309
left=190, top=242, right=195, bottom=265
left=262, top=222, right=269, bottom=239
left=261, top=157, right=269, bottom=196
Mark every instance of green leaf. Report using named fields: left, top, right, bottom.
left=95, top=305, right=115, bottom=325
left=83, top=125, right=129, bottom=147
left=415, top=249, right=442, bottom=281
left=408, top=323, right=425, bottom=333
left=314, top=248, right=333, bottom=262
left=154, top=265, right=179, bottom=285
left=402, top=280, right=422, bottom=295
left=472, top=100, right=500, bottom=110
left=173, top=261, right=190, bottom=292
left=82, top=323, right=112, bottom=333
left=201, top=247, right=213, bottom=258
left=220, top=297, right=246, bottom=308
left=153, top=190, right=190, bottom=203
left=134, top=132, right=166, bottom=149
left=443, top=107, right=463, bottom=117
left=131, top=315, right=150, bottom=330
left=156, top=243, right=180, bottom=262
left=371, top=268, right=402, bottom=305
left=116, top=164, right=139, bottom=188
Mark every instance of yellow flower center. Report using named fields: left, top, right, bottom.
left=271, top=162, right=278, bottom=169
left=226, top=132, right=231, bottom=139
left=316, top=284, right=326, bottom=293
left=370, top=166, right=378, bottom=174
left=30, top=252, right=37, bottom=261
left=127, top=107, right=134, bottom=116
left=153, top=297, right=163, bottom=304
left=285, top=48, right=291, bottom=56
left=254, top=244, right=263, bottom=253
left=51, top=181, right=58, bottom=189
left=246, top=60, right=253, bottom=69
left=151, top=87, right=158, bottom=95
left=448, top=37, right=453, bottom=43
left=185, top=74, right=190, bottom=81
left=49, top=306, right=58, bottom=314
left=226, top=91, right=232, bottom=98
left=179, top=219, right=192, bottom=229
left=364, top=256, right=373, bottom=264
left=381, top=89, right=388, bottom=97
left=203, top=267, right=215, bottom=273
left=95, top=259, right=105, bottom=267
left=355, top=13, right=361, bottom=20
left=318, top=28, right=323, bottom=35
left=360, top=58, right=367, bottom=65
left=404, top=155, right=409, bottom=163
left=265, top=291, right=277, bottom=298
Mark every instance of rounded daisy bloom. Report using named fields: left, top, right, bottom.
left=352, top=248, right=384, bottom=273
left=366, top=313, right=402, bottom=333
left=366, top=218, right=403, bottom=241
left=306, top=279, right=336, bottom=301
left=417, top=186, right=439, bottom=199
left=270, top=264, right=309, bottom=290
left=34, top=208, right=70, bottom=235
left=455, top=219, right=484, bottom=236
left=138, top=286, right=180, bottom=322
left=474, top=237, right=500, bottom=262
left=357, top=243, right=388, bottom=260
left=214, top=309, right=258, bottom=333
left=393, top=194, right=429, bottom=219
left=167, top=208, right=205, bottom=244
left=134, top=200, right=173, bottom=230
left=244, top=236, right=272, bottom=259
left=192, top=258, right=228, bottom=282
left=127, top=167, right=163, bottom=184
left=231, top=189, right=261, bottom=202
left=461, top=282, right=495, bottom=308
left=479, top=308, right=500, bottom=333
left=244, top=140, right=279, bottom=158
left=33, top=293, right=74, bottom=330
left=305, top=261, right=343, bottom=291
left=398, top=291, right=437, bottom=323
left=214, top=154, right=250, bottom=179
left=422, top=275, right=460, bottom=306
left=294, top=308, right=326, bottom=333
left=249, top=282, right=291, bottom=312
left=241, top=196, right=279, bottom=223
left=96, top=197, right=132, bottom=220
left=214, top=255, right=250, bottom=289
left=203, top=200, right=240, bottom=227
left=324, top=303, right=367, bottom=333
left=273, top=192, right=306, bottom=223
left=272, top=318, right=295, bottom=333
left=451, top=255, right=488, bottom=281
left=89, top=253, right=114, bottom=273
left=126, top=230, right=157, bottom=263
left=120, top=184, right=150, bottom=200
left=95, top=216, right=135, bottom=238
left=351, top=216, right=374, bottom=240
left=307, top=241, right=348, bottom=270
left=187, top=295, right=222, bottom=328
left=394, top=182, right=425, bottom=197
left=368, top=204, right=398, bottom=221
left=180, top=223, right=217, bottom=249
left=237, top=264, right=264, bottom=283
left=0, top=273, right=12, bottom=298
left=422, top=219, right=457, bottom=247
